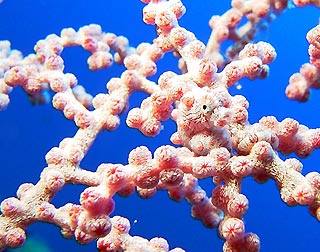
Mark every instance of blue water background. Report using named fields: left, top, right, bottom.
left=0, top=1, right=319, bottom=251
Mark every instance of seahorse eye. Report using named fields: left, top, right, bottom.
left=202, top=105, right=207, bottom=110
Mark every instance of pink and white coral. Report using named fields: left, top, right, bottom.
left=0, top=0, right=320, bottom=251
